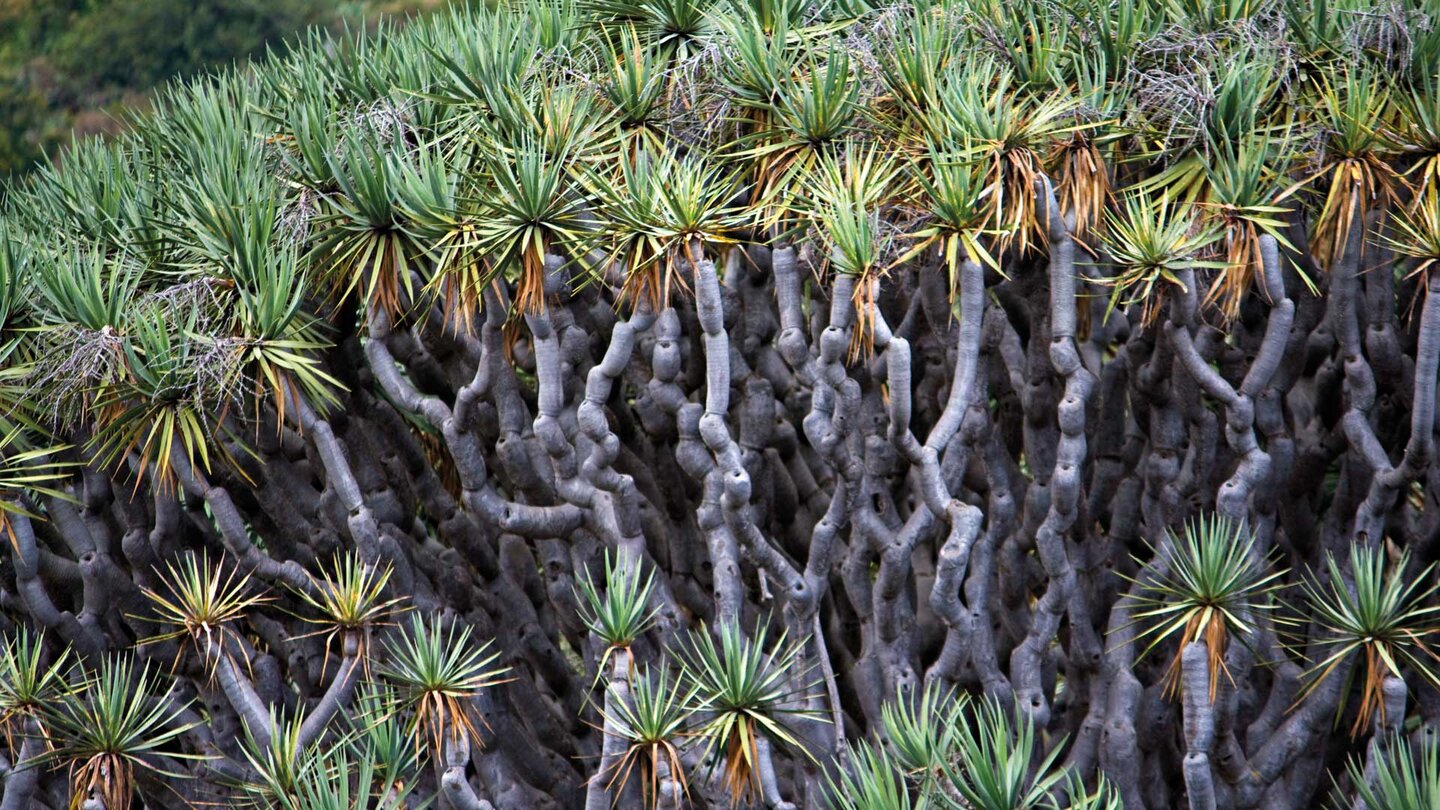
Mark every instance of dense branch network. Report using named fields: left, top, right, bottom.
left=1, top=1, right=1440, bottom=809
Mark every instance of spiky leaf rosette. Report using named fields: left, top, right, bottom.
left=291, top=551, right=407, bottom=667
left=824, top=741, right=918, bottom=810
left=1047, top=49, right=1126, bottom=243
left=139, top=550, right=271, bottom=669
left=0, top=628, right=74, bottom=754
left=921, top=58, right=1084, bottom=260
left=377, top=613, right=511, bottom=758
left=1345, top=734, right=1440, bottom=810
left=236, top=707, right=328, bottom=807
left=576, top=550, right=659, bottom=666
left=225, top=245, right=343, bottom=429
left=600, top=28, right=670, bottom=155
left=1297, top=546, right=1440, bottom=738
left=740, top=43, right=860, bottom=234
left=285, top=740, right=422, bottom=810
left=0, top=233, right=82, bottom=540
left=879, top=680, right=965, bottom=798
left=394, top=142, right=499, bottom=333
left=807, top=145, right=902, bottom=360
left=1199, top=136, right=1298, bottom=322
left=677, top=622, right=821, bottom=806
left=1283, top=66, right=1399, bottom=273
left=1097, top=190, right=1225, bottom=325
left=1396, top=71, right=1440, bottom=198
left=1132, top=50, right=1283, bottom=207
left=346, top=684, right=423, bottom=796
left=941, top=697, right=1065, bottom=810
left=896, top=139, right=999, bottom=292
left=588, top=146, right=747, bottom=312
left=1385, top=184, right=1440, bottom=292
left=1125, top=514, right=1287, bottom=702
left=26, top=246, right=141, bottom=430
left=598, top=665, right=696, bottom=810
left=875, top=6, right=959, bottom=124
left=311, top=132, right=429, bottom=322
left=469, top=134, right=596, bottom=317
left=37, top=658, right=201, bottom=810
left=87, top=304, right=238, bottom=490
left=584, top=0, right=714, bottom=60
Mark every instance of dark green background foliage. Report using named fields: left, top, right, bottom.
left=0, top=0, right=447, bottom=178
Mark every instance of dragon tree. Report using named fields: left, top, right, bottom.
left=2, top=0, right=1440, bottom=808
